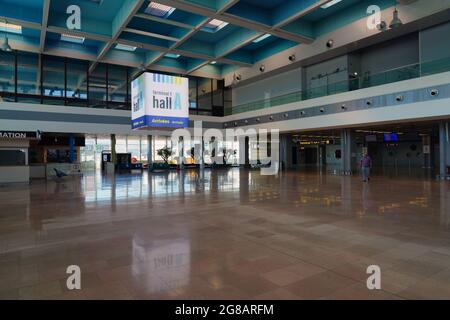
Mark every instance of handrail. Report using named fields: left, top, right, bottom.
left=225, top=56, right=450, bottom=115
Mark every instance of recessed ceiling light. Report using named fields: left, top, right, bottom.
left=0, top=22, right=22, bottom=34
left=165, top=53, right=180, bottom=59
left=146, top=2, right=175, bottom=18
left=203, top=19, right=228, bottom=32
left=61, top=33, right=85, bottom=44
left=321, top=0, right=343, bottom=9
left=253, top=34, right=271, bottom=43
left=115, top=43, right=137, bottom=52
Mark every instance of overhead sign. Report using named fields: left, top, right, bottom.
left=131, top=72, right=189, bottom=130
left=0, top=130, right=42, bottom=140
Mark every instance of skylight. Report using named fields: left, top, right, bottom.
left=253, top=34, right=271, bottom=43
left=203, top=19, right=228, bottom=32
left=165, top=53, right=180, bottom=59
left=0, top=22, right=22, bottom=34
left=115, top=43, right=137, bottom=52
left=146, top=2, right=176, bottom=18
left=61, top=34, right=85, bottom=44
left=321, top=0, right=343, bottom=9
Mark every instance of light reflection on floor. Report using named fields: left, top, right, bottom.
left=1, top=168, right=450, bottom=299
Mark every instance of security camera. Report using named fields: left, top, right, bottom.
left=395, top=95, right=404, bottom=102
left=377, top=21, right=387, bottom=31
left=269, top=116, right=274, bottom=121
left=288, top=54, right=296, bottom=62
left=430, top=89, right=439, bottom=97
left=326, top=39, right=334, bottom=49
left=300, top=111, right=306, bottom=116
left=259, top=65, right=265, bottom=72
left=341, top=104, right=346, bottom=110
left=256, top=118, right=260, bottom=122
left=366, top=100, right=372, bottom=106
left=320, top=108, right=325, bottom=113
left=235, top=74, right=242, bottom=81
left=283, top=113, right=289, bottom=118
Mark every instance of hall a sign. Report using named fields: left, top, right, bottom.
left=0, top=130, right=42, bottom=140
left=131, top=72, right=189, bottom=130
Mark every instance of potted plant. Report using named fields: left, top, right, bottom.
left=154, top=146, right=172, bottom=170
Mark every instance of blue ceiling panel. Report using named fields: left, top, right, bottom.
left=0, top=0, right=401, bottom=78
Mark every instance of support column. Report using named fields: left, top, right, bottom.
left=109, top=134, right=116, bottom=175
left=340, top=129, right=356, bottom=175
left=279, top=134, right=289, bottom=171
left=69, top=135, right=75, bottom=163
left=199, top=137, right=205, bottom=170
left=147, top=135, right=153, bottom=170
left=439, top=121, right=450, bottom=179
left=110, top=134, right=117, bottom=164
left=179, top=136, right=184, bottom=170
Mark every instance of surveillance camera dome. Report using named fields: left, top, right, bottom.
left=326, top=39, right=334, bottom=48
left=396, top=95, right=404, bottom=102
left=341, top=104, right=346, bottom=110
left=259, top=65, right=265, bottom=72
left=366, top=100, right=372, bottom=106
left=320, top=108, right=325, bottom=113
left=289, top=54, right=296, bottom=62
left=430, top=89, right=439, bottom=96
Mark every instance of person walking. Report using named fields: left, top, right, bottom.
left=360, top=152, right=372, bottom=182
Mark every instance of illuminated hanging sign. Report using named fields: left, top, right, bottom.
left=131, top=72, right=189, bottom=130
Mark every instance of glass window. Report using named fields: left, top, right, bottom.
left=108, top=65, right=127, bottom=104
left=43, top=55, right=65, bottom=103
left=89, top=63, right=107, bottom=107
left=198, top=78, right=212, bottom=110
left=67, top=58, right=88, bottom=106
left=0, top=51, right=15, bottom=100
left=17, top=52, right=39, bottom=95
left=127, top=136, right=141, bottom=162
left=0, top=149, right=27, bottom=166
left=189, top=77, right=197, bottom=109
left=115, top=136, right=127, bottom=153
left=140, top=137, right=148, bottom=163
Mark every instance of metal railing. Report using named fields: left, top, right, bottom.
left=225, top=57, right=450, bottom=116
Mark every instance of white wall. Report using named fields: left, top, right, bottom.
left=421, top=21, right=450, bottom=62
left=360, top=33, right=419, bottom=75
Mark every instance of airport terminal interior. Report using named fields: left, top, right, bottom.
left=1, top=0, right=450, bottom=300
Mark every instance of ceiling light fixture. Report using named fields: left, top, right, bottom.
left=0, top=21, right=22, bottom=34
left=165, top=53, right=180, bottom=59
left=61, top=33, right=85, bottom=44
left=1, top=20, right=13, bottom=52
left=321, top=0, right=343, bottom=9
left=115, top=43, right=137, bottom=51
left=389, top=8, right=403, bottom=29
left=203, top=19, right=228, bottom=32
left=253, top=34, right=271, bottom=43
left=146, top=2, right=176, bottom=18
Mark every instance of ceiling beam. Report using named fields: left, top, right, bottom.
left=124, top=27, right=180, bottom=42
left=272, top=0, right=331, bottom=29
left=46, top=26, right=111, bottom=42
left=134, top=13, right=195, bottom=30
left=0, top=16, right=41, bottom=30
left=90, top=0, right=145, bottom=73
left=153, top=0, right=313, bottom=43
left=39, top=0, right=51, bottom=53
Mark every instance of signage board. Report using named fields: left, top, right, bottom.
left=131, top=73, right=189, bottom=130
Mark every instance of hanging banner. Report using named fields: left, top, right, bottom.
left=131, top=72, right=189, bottom=130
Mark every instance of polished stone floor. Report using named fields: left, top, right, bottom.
left=1, top=168, right=450, bottom=300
